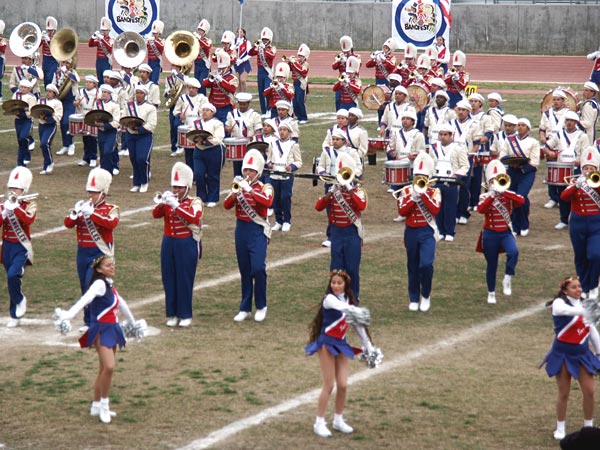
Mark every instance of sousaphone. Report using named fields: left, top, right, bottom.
left=114, top=31, right=147, bottom=68
left=50, top=28, right=79, bottom=99
left=9, top=22, right=42, bottom=57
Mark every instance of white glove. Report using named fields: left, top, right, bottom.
left=411, top=186, right=421, bottom=202
left=587, top=51, right=600, bottom=60
left=80, top=201, right=94, bottom=218
left=3, top=199, right=18, bottom=211
left=452, top=73, right=459, bottom=81
left=165, top=195, right=180, bottom=209
left=377, top=53, right=385, bottom=62
left=239, top=179, right=252, bottom=193
left=60, top=65, right=68, bottom=73
left=576, top=175, right=586, bottom=189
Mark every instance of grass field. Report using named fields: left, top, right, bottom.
left=0, top=75, right=597, bottom=450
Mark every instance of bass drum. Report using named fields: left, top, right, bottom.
left=407, top=83, right=430, bottom=112
left=361, top=84, right=391, bottom=110
left=540, top=87, right=579, bottom=113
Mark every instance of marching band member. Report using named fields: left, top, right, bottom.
left=332, top=36, right=359, bottom=111
left=490, top=114, right=518, bottom=160
left=9, top=52, right=43, bottom=99
left=224, top=149, right=273, bottom=322
left=397, top=152, right=441, bottom=312
left=164, top=66, right=187, bottom=158
left=152, top=162, right=202, bottom=328
left=37, top=84, right=63, bottom=174
left=89, top=17, right=114, bottom=84
left=395, top=43, right=417, bottom=87
left=498, top=117, right=539, bottom=237
left=71, top=74, right=98, bottom=164
left=317, top=128, right=363, bottom=247
left=53, top=59, right=80, bottom=157
left=443, top=50, right=469, bottom=107
left=234, top=28, right=251, bottom=93
left=225, top=92, right=262, bottom=176
left=249, top=27, right=277, bottom=117
left=366, top=38, right=397, bottom=123
left=387, top=110, right=426, bottom=165
left=254, top=118, right=279, bottom=146
left=146, top=20, right=164, bottom=84
left=64, top=168, right=118, bottom=328
left=173, top=77, right=208, bottom=166
left=12, top=79, right=37, bottom=167
left=266, top=121, right=303, bottom=232
left=560, top=147, right=600, bottom=298
left=126, top=84, right=157, bottom=193
left=202, top=50, right=238, bottom=124
left=579, top=81, right=599, bottom=143
left=346, top=107, right=369, bottom=164
left=468, top=93, right=488, bottom=211
left=105, top=71, right=128, bottom=173
left=94, top=84, right=121, bottom=175
left=191, top=103, right=225, bottom=207
left=315, top=153, right=367, bottom=301
left=194, top=19, right=212, bottom=95
left=118, top=65, right=138, bottom=159
left=587, top=46, right=600, bottom=84
left=264, top=63, right=294, bottom=119
left=40, top=16, right=58, bottom=88
left=413, top=55, right=434, bottom=90
left=331, top=55, right=361, bottom=111
left=542, top=275, right=600, bottom=440
left=544, top=111, right=590, bottom=230
left=424, top=46, right=444, bottom=78
left=476, top=160, right=525, bottom=305
left=272, top=100, right=299, bottom=142
left=379, top=86, right=416, bottom=137
left=215, top=30, right=237, bottom=65
left=423, top=90, right=455, bottom=145
left=137, top=64, right=161, bottom=108
left=430, top=123, right=470, bottom=241
left=434, top=36, right=450, bottom=74
left=288, top=43, right=310, bottom=124
left=0, top=20, right=6, bottom=103
left=1, top=167, right=36, bottom=328
left=322, top=109, right=349, bottom=149
left=540, top=89, right=570, bottom=209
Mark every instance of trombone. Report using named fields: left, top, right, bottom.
left=565, top=171, right=600, bottom=188
left=281, top=55, right=295, bottom=63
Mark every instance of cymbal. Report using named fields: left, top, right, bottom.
left=120, top=115, right=145, bottom=128
left=246, top=141, right=269, bottom=153
left=2, top=99, right=28, bottom=115
left=187, top=129, right=213, bottom=146
left=502, top=156, right=529, bottom=167
left=85, top=109, right=113, bottom=126
left=30, top=104, right=55, bottom=119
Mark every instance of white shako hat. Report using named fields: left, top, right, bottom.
left=197, top=19, right=210, bottom=33
left=151, top=20, right=164, bottom=34
left=221, top=30, right=235, bottom=45
left=46, top=16, right=58, bottom=30
left=417, top=54, right=431, bottom=70
left=346, top=56, right=360, bottom=74
left=242, top=149, right=265, bottom=176
left=502, top=114, right=519, bottom=125
left=452, top=50, right=466, bottom=66
left=413, top=152, right=435, bottom=178
left=100, top=17, right=112, bottom=31
left=297, top=43, right=310, bottom=58
left=274, top=62, right=290, bottom=78
left=86, top=168, right=112, bottom=194
left=171, top=162, right=194, bottom=188
left=7, top=167, right=33, bottom=193
left=425, top=45, right=438, bottom=61
left=485, top=159, right=507, bottom=182
left=260, top=27, right=273, bottom=41
left=404, top=43, right=417, bottom=59
left=336, top=152, right=357, bottom=177
left=0, top=20, right=5, bottom=35
left=580, top=146, right=600, bottom=169
left=383, top=38, right=397, bottom=52
left=216, top=50, right=231, bottom=69
left=340, top=35, right=353, bottom=52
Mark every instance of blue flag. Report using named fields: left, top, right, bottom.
left=240, top=0, right=244, bottom=4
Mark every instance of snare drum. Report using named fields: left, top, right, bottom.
left=83, top=123, right=98, bottom=138
left=476, top=152, right=494, bottom=165
left=545, top=161, right=574, bottom=186
left=69, top=114, right=85, bottom=136
left=224, top=137, right=250, bottom=161
left=367, top=137, right=390, bottom=155
left=384, top=160, right=411, bottom=186
left=177, top=125, right=195, bottom=149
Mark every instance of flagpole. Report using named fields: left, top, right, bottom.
left=239, top=2, right=243, bottom=30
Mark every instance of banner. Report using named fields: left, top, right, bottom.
left=392, top=0, right=451, bottom=50
left=105, top=0, right=160, bottom=37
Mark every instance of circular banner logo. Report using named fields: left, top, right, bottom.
left=394, top=0, right=446, bottom=47
left=106, top=0, right=159, bottom=36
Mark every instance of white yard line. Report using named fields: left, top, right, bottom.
left=178, top=302, right=544, bottom=450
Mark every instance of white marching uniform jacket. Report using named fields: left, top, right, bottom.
left=267, top=138, right=303, bottom=176
left=173, top=94, right=209, bottom=126
left=51, top=69, right=79, bottom=99
left=76, top=88, right=98, bottom=115
left=539, top=107, right=569, bottom=136
left=96, top=99, right=121, bottom=130
left=225, top=108, right=263, bottom=138
left=380, top=101, right=416, bottom=131
left=38, top=97, right=63, bottom=124
left=546, top=129, right=590, bottom=164
left=126, top=101, right=157, bottom=134
left=10, top=65, right=43, bottom=96
left=579, top=98, right=599, bottom=143
left=451, top=117, right=483, bottom=154
left=12, top=92, right=37, bottom=118
left=429, top=141, right=470, bottom=178
left=345, top=124, right=369, bottom=158
left=498, top=133, right=540, bottom=168
left=317, top=145, right=363, bottom=178
left=138, top=80, right=161, bottom=108
left=120, top=71, right=139, bottom=102
left=389, top=127, right=426, bottom=158
left=483, top=107, right=504, bottom=135
left=424, top=105, right=456, bottom=143
left=197, top=117, right=225, bottom=146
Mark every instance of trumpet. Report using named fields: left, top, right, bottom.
left=396, top=60, right=409, bottom=71
left=370, top=50, right=383, bottom=60
left=0, top=191, right=39, bottom=203
left=92, top=30, right=102, bottom=40
left=153, top=190, right=175, bottom=204
left=231, top=176, right=250, bottom=193
left=335, top=53, right=346, bottom=63
left=565, top=171, right=600, bottom=188
left=254, top=40, right=262, bottom=48
left=449, top=67, right=458, bottom=74
left=338, top=72, right=349, bottom=83
left=68, top=199, right=91, bottom=217
left=483, top=173, right=511, bottom=193
left=207, top=70, right=221, bottom=83
left=270, top=79, right=280, bottom=88
left=281, top=55, right=295, bottom=63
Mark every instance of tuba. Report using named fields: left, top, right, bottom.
left=164, top=31, right=199, bottom=108
left=114, top=31, right=147, bottom=68
left=9, top=22, right=42, bottom=58
left=50, top=28, right=79, bottom=99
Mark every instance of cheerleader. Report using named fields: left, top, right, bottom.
left=541, top=275, right=600, bottom=440
left=234, top=28, right=251, bottom=93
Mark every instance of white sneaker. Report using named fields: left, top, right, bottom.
left=271, top=223, right=282, bottom=231
left=281, top=222, right=291, bottom=232
left=313, top=422, right=332, bottom=438
left=502, top=277, right=512, bottom=296
left=458, top=217, right=468, bottom=225
left=408, top=302, right=419, bottom=311
left=77, top=160, right=89, bottom=167
left=487, top=292, right=496, bottom=304
left=387, top=188, right=394, bottom=193
left=118, top=149, right=126, bottom=156
left=28, top=140, right=35, bottom=151
left=130, top=186, right=140, bottom=192
left=122, top=149, right=129, bottom=156
left=268, top=208, right=274, bottom=217
left=175, top=148, right=185, bottom=156
left=46, top=163, right=54, bottom=174
left=254, top=307, right=267, bottom=322
left=206, top=202, right=217, bottom=208
left=56, top=147, right=68, bottom=155
left=444, top=235, right=454, bottom=242
left=166, top=317, right=178, bottom=327
left=553, top=429, right=566, bottom=440
left=90, top=160, right=97, bottom=168
left=321, top=240, right=331, bottom=248
left=332, top=418, right=353, bottom=434
left=178, top=318, right=192, bottom=327
left=67, top=144, right=75, bottom=156
left=99, top=406, right=112, bottom=423
left=90, top=403, right=116, bottom=417
left=544, top=200, right=557, bottom=209
left=112, top=169, right=120, bottom=176
left=419, top=297, right=431, bottom=312
left=39, top=169, right=49, bottom=175
left=233, top=311, right=250, bottom=322
left=139, top=184, right=149, bottom=193
left=170, top=151, right=178, bottom=157
left=520, top=229, right=529, bottom=237
left=393, top=215, right=405, bottom=222
left=6, top=318, right=20, bottom=328
left=15, top=297, right=26, bottom=318
left=23, top=160, right=31, bottom=166
left=298, top=120, right=308, bottom=124
left=555, top=222, right=568, bottom=230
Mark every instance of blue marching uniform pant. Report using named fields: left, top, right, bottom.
left=148, top=59, right=161, bottom=84
left=405, top=225, right=436, bottom=304
left=257, top=66, right=271, bottom=115
left=95, top=59, right=111, bottom=87
left=508, top=166, right=536, bottom=233
left=15, top=117, right=33, bottom=166
left=169, top=108, right=178, bottom=152
left=82, top=135, right=98, bottom=164
left=38, top=121, right=57, bottom=170
left=185, top=148, right=194, bottom=171
left=558, top=185, right=571, bottom=225
left=60, top=99, right=76, bottom=147
left=0, top=56, right=5, bottom=98
left=548, top=184, right=560, bottom=203
left=161, top=235, right=198, bottom=320
left=339, top=101, right=357, bottom=111
left=193, top=145, right=223, bottom=203
left=269, top=177, right=294, bottom=225
left=448, top=91, right=462, bottom=108
left=128, top=131, right=153, bottom=187
left=215, top=105, right=233, bottom=125
left=335, top=89, right=342, bottom=111
left=98, top=128, right=118, bottom=173
left=42, top=56, right=58, bottom=88
left=375, top=77, right=389, bottom=124
left=569, top=212, right=600, bottom=294
left=235, top=220, right=268, bottom=312
left=470, top=164, right=484, bottom=209
left=76, top=245, right=105, bottom=326
left=435, top=182, right=458, bottom=237
left=194, top=60, right=209, bottom=96
left=457, top=156, right=473, bottom=220
left=2, top=241, right=28, bottom=319
left=482, top=228, right=518, bottom=292
left=330, top=225, right=362, bottom=300
left=293, top=79, right=307, bottom=122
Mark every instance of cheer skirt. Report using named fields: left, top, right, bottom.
left=544, top=340, right=600, bottom=379
left=79, top=322, right=126, bottom=349
left=305, top=333, right=355, bottom=359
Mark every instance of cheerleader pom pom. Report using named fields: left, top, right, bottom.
left=359, top=346, right=384, bottom=369
left=121, top=319, right=147, bottom=342
left=583, top=298, right=600, bottom=326
left=53, top=308, right=72, bottom=335
left=346, top=306, right=371, bottom=327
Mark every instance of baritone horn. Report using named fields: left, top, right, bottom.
left=587, top=171, right=600, bottom=188
left=485, top=173, right=511, bottom=192
left=413, top=175, right=436, bottom=194
left=336, top=167, right=355, bottom=187
left=9, top=22, right=42, bottom=57
left=114, top=31, right=147, bottom=68
left=165, top=30, right=200, bottom=67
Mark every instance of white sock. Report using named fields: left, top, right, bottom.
left=334, top=413, right=344, bottom=423
left=91, top=400, right=100, bottom=409
left=315, top=416, right=326, bottom=426
left=584, top=419, right=594, bottom=427
left=100, top=397, right=109, bottom=408
left=556, top=420, right=566, bottom=432
left=504, top=274, right=512, bottom=282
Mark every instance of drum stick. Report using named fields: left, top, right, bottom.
left=370, top=94, right=382, bottom=106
